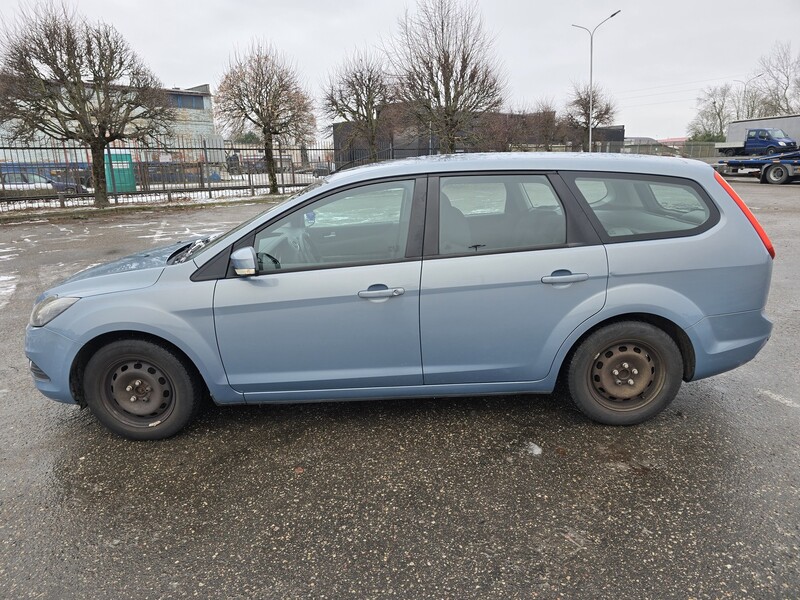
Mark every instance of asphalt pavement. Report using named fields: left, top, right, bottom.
left=0, top=181, right=798, bottom=599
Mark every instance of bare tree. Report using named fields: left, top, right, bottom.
left=731, top=77, right=767, bottom=120
left=531, top=98, right=560, bottom=151
left=0, top=3, right=173, bottom=207
left=386, top=0, right=505, bottom=154
left=323, top=49, right=392, bottom=162
left=471, top=109, right=527, bottom=152
left=564, top=84, right=616, bottom=150
left=755, top=41, right=800, bottom=115
left=687, top=83, right=735, bottom=141
left=216, top=42, right=315, bottom=194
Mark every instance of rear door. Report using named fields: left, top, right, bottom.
left=419, top=173, right=608, bottom=384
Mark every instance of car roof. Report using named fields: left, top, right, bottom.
left=324, top=152, right=712, bottom=187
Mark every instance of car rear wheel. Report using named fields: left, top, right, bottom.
left=724, top=148, right=736, bottom=157
left=765, top=164, right=789, bottom=185
left=84, top=339, right=201, bottom=440
left=567, top=322, right=683, bottom=425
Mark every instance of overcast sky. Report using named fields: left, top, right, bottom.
left=3, top=0, right=798, bottom=140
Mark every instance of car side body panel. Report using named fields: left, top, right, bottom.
left=24, top=154, right=774, bottom=428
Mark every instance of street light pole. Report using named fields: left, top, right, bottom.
left=734, top=73, right=763, bottom=119
left=572, top=10, right=621, bottom=152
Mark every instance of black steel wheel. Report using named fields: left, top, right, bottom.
left=84, top=339, right=201, bottom=440
left=567, top=322, right=683, bottom=425
left=765, top=164, right=789, bottom=185
left=766, top=146, right=777, bottom=155
left=724, top=148, right=736, bottom=157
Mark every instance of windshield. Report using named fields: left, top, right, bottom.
left=177, top=180, right=325, bottom=262
left=768, top=129, right=789, bottom=138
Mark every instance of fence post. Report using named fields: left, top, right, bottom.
left=249, top=166, right=254, bottom=196
left=203, top=140, right=212, bottom=199
left=106, top=146, right=118, bottom=203
left=277, top=138, right=283, bottom=191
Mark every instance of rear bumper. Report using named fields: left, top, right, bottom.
left=686, top=309, right=772, bottom=381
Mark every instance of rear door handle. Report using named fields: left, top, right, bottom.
left=541, top=272, right=589, bottom=284
left=358, top=287, right=405, bottom=299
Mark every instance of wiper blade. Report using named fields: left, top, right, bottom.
left=173, top=237, right=209, bottom=263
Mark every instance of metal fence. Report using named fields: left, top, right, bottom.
left=0, top=136, right=720, bottom=213
left=0, top=136, right=339, bottom=212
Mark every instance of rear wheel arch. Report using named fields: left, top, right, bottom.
left=558, top=313, right=695, bottom=383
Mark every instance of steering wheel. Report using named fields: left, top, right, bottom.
left=300, top=231, right=321, bottom=263
left=256, top=252, right=281, bottom=270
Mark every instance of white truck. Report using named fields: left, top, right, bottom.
left=715, top=115, right=800, bottom=156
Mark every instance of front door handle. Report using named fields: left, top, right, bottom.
left=358, top=286, right=405, bottom=299
left=541, top=272, right=589, bottom=284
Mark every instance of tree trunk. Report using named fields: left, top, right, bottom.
left=367, top=130, right=378, bottom=163
left=263, top=133, right=278, bottom=195
left=441, top=131, right=455, bottom=154
left=89, top=143, right=110, bottom=208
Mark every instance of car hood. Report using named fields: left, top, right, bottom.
left=40, top=241, right=189, bottom=300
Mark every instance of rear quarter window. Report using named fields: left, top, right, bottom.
left=566, top=173, right=718, bottom=240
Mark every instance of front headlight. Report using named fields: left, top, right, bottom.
left=30, top=296, right=80, bottom=327
left=779, top=141, right=787, bottom=146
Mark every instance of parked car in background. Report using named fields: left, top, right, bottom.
left=1, top=171, right=54, bottom=197
left=0, top=170, right=86, bottom=197
left=311, top=162, right=332, bottom=177
left=26, top=153, right=774, bottom=439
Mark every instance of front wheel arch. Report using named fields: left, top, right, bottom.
left=70, top=331, right=210, bottom=409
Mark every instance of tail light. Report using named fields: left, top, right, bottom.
left=714, top=171, right=775, bottom=259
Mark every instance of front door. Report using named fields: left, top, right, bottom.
left=213, top=179, right=424, bottom=399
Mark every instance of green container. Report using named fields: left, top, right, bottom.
left=105, top=151, right=137, bottom=193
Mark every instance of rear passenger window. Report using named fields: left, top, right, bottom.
left=438, top=175, right=566, bottom=255
left=570, top=174, right=716, bottom=239
left=442, top=181, right=507, bottom=216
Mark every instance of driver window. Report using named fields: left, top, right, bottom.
left=253, top=180, right=415, bottom=272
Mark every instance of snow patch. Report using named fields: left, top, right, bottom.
left=758, top=389, right=800, bottom=409
left=0, top=274, right=17, bottom=309
left=525, top=442, right=543, bottom=456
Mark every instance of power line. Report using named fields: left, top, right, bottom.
left=615, top=74, right=752, bottom=96
left=619, top=97, right=698, bottom=109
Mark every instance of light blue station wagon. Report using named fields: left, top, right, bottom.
left=26, top=153, right=774, bottom=439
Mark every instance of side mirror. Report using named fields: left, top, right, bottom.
left=231, top=247, right=258, bottom=277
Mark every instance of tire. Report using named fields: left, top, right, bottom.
left=765, top=164, right=789, bottom=185
left=724, top=148, right=736, bottom=157
left=567, top=322, right=683, bottom=425
left=766, top=146, right=777, bottom=155
left=84, top=339, right=201, bottom=440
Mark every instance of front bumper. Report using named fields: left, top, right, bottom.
left=24, top=324, right=80, bottom=403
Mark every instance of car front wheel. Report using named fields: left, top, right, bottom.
left=567, top=322, right=683, bottom=425
left=84, top=339, right=201, bottom=440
